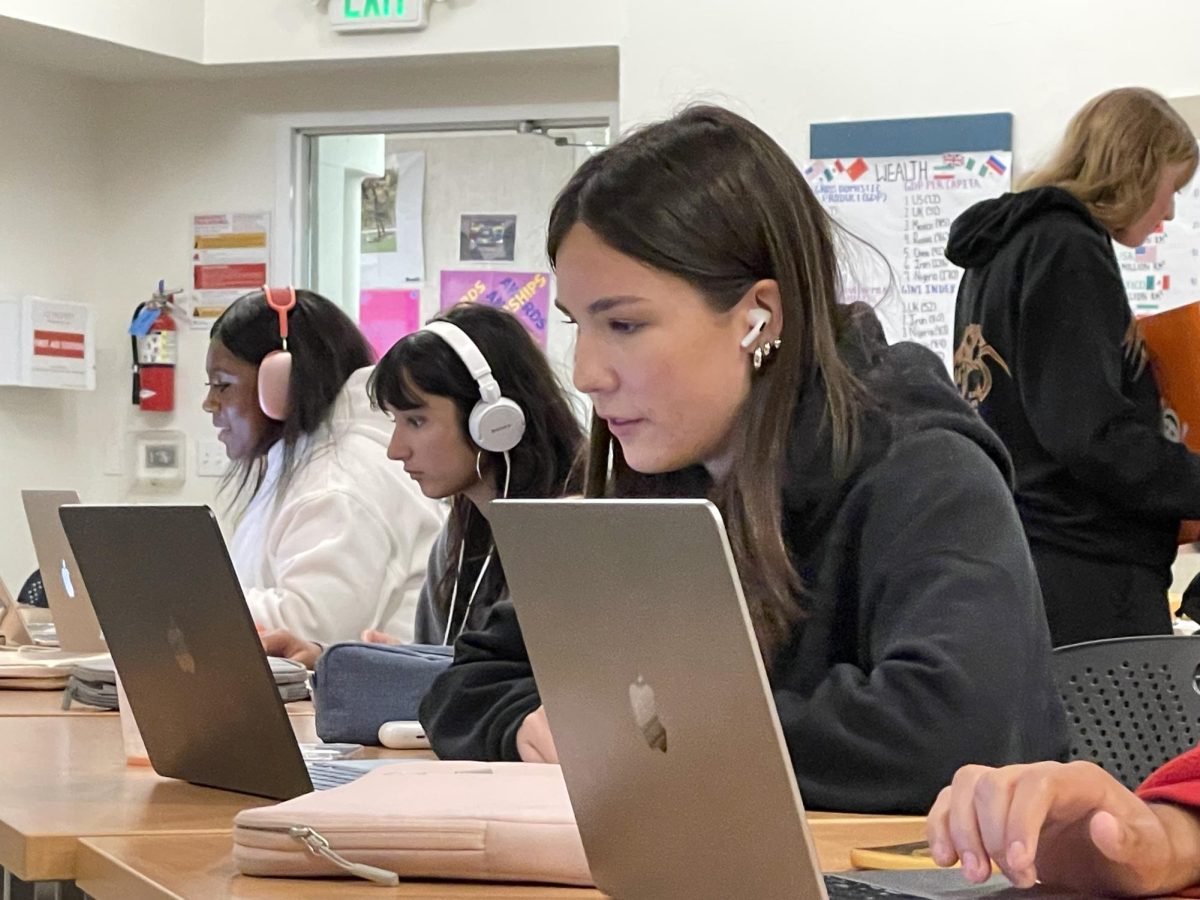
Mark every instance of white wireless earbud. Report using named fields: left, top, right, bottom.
left=740, top=308, right=772, bottom=349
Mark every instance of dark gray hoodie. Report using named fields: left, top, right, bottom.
left=421, top=306, right=1068, bottom=813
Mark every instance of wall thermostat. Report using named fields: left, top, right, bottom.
left=133, top=430, right=186, bottom=486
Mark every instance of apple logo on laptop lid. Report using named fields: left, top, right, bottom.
left=60, top=560, right=76, bottom=599
left=629, top=675, right=667, bottom=753
left=166, top=617, right=196, bottom=675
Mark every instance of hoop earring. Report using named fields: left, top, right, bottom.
left=474, top=450, right=485, bottom=481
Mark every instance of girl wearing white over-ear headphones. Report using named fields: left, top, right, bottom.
left=260, top=303, right=584, bottom=668
left=373, top=303, right=584, bottom=649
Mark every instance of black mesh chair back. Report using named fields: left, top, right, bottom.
left=17, top=570, right=46, bottom=608
left=1052, top=635, right=1200, bottom=790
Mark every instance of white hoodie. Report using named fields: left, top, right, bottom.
left=229, top=367, right=444, bottom=644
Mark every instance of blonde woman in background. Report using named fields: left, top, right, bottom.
left=948, top=88, right=1200, bottom=646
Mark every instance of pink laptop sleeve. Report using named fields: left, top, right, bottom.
left=233, top=760, right=595, bottom=887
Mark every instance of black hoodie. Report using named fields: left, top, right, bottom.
left=947, top=187, right=1200, bottom=573
left=420, top=307, right=1067, bottom=814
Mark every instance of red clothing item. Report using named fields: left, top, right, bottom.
left=1138, top=745, right=1200, bottom=807
left=1136, top=746, right=1200, bottom=898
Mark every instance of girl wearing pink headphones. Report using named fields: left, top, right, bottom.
left=203, top=288, right=444, bottom=646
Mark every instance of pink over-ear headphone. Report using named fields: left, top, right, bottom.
left=258, top=286, right=296, bottom=421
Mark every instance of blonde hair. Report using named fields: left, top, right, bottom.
left=1021, top=87, right=1197, bottom=235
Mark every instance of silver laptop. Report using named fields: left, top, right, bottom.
left=489, top=500, right=1020, bottom=900
left=58, top=503, right=383, bottom=799
left=21, top=490, right=106, bottom=653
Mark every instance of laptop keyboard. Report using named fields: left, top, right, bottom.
left=26, top=622, right=58, bottom=646
left=306, top=759, right=402, bottom=791
left=306, top=761, right=376, bottom=791
left=824, top=874, right=923, bottom=899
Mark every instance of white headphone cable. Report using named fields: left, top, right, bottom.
left=441, top=527, right=469, bottom=646
left=442, top=450, right=511, bottom=646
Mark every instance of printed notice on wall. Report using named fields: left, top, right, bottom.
left=360, top=151, right=426, bottom=289
left=804, top=152, right=1012, bottom=370
left=24, top=296, right=95, bottom=390
left=190, top=212, right=270, bottom=327
left=440, top=270, right=550, bottom=347
left=1116, top=166, right=1200, bottom=317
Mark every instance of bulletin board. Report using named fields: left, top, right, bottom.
left=1125, top=97, right=1200, bottom=315
left=1112, top=176, right=1200, bottom=317
left=811, top=112, right=1200, bottom=345
left=807, top=113, right=1013, bottom=369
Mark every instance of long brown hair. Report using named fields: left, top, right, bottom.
left=1021, top=87, right=1197, bottom=235
left=547, top=105, right=865, bottom=661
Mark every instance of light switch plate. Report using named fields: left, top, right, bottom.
left=196, top=440, right=227, bottom=478
left=103, top=440, right=125, bottom=477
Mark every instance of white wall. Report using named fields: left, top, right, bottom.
left=8, top=0, right=1200, bottom=163
left=0, top=0, right=204, bottom=61
left=16, top=0, right=1200, bottom=175
left=0, top=59, right=105, bottom=587
left=620, top=0, right=1200, bottom=173
left=202, top=0, right=626, bottom=65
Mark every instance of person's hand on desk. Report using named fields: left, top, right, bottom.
left=927, top=760, right=1200, bottom=896
left=259, top=627, right=405, bottom=669
left=516, top=705, right=559, bottom=763
left=360, top=629, right=401, bottom=645
left=259, top=628, right=323, bottom=669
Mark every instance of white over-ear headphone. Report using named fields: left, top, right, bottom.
left=421, top=319, right=526, bottom=453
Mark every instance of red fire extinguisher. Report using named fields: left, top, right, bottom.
left=129, top=282, right=180, bottom=412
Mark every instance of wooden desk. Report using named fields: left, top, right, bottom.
left=0, top=690, right=113, bottom=717
left=74, top=817, right=928, bottom=899
left=0, top=714, right=399, bottom=883
left=0, top=690, right=314, bottom=717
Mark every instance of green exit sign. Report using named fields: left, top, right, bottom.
left=330, top=0, right=428, bottom=32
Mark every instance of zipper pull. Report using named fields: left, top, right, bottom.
left=288, top=825, right=400, bottom=886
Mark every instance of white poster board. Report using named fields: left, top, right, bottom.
left=360, top=150, right=426, bottom=289
left=1116, top=166, right=1200, bottom=316
left=0, top=295, right=95, bottom=390
left=804, top=152, right=1012, bottom=369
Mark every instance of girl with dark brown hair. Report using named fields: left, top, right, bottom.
left=422, top=104, right=1067, bottom=813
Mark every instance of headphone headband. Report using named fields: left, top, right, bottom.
left=421, top=319, right=500, bottom=404
left=420, top=316, right=525, bottom=453
left=258, top=286, right=296, bottom=421
left=262, top=285, right=296, bottom=345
